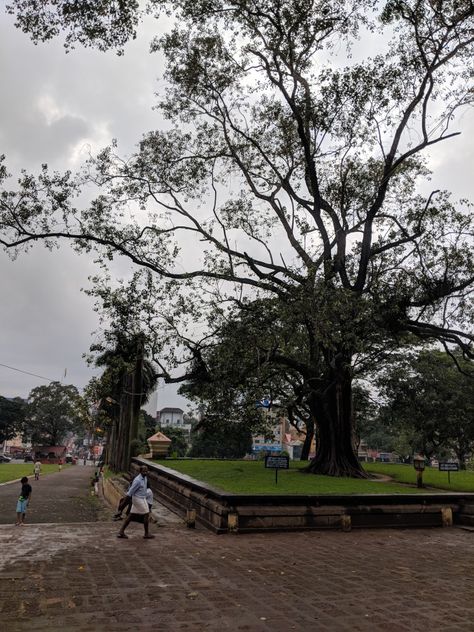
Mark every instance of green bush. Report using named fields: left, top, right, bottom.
left=130, top=438, right=146, bottom=457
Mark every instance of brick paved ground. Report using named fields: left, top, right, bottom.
left=1, top=466, right=473, bottom=631
left=1, top=521, right=473, bottom=632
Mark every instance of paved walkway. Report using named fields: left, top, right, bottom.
left=0, top=465, right=103, bottom=524
left=1, top=521, right=473, bottom=631
left=1, top=467, right=473, bottom=631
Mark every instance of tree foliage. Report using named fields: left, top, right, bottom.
left=0, top=396, right=26, bottom=444
left=178, top=299, right=321, bottom=459
left=188, top=422, right=253, bottom=459
left=2, top=1, right=474, bottom=476
left=157, top=425, right=189, bottom=457
left=86, top=329, right=158, bottom=471
left=25, top=381, right=83, bottom=446
left=6, top=0, right=141, bottom=53
left=378, top=349, right=474, bottom=466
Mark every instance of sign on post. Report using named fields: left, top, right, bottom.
left=438, top=462, right=459, bottom=471
left=265, top=455, right=289, bottom=485
left=439, top=462, right=459, bottom=484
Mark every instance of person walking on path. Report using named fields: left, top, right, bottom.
left=34, top=460, right=41, bottom=481
left=117, top=465, right=155, bottom=539
left=16, top=476, right=32, bottom=526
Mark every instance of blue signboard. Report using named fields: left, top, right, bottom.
left=253, top=445, right=281, bottom=453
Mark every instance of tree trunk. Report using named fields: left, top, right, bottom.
left=300, top=417, right=315, bottom=461
left=114, top=372, right=133, bottom=472
left=107, top=415, right=118, bottom=470
left=129, top=340, right=144, bottom=447
left=455, top=448, right=467, bottom=470
left=304, top=359, right=367, bottom=478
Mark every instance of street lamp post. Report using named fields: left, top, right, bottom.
left=413, top=453, right=426, bottom=488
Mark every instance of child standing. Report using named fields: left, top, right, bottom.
left=16, top=476, right=32, bottom=525
left=146, top=487, right=157, bottom=524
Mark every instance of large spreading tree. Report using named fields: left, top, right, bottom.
left=2, top=1, right=474, bottom=476
left=25, top=381, right=83, bottom=446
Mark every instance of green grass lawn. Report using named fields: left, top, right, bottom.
left=365, top=462, right=474, bottom=492
left=0, top=463, right=68, bottom=484
left=157, top=459, right=430, bottom=495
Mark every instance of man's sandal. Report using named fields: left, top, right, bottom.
left=117, top=533, right=129, bottom=539
left=143, top=534, right=155, bottom=539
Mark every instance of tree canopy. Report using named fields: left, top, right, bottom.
left=0, top=396, right=26, bottom=445
left=85, top=329, right=158, bottom=470
left=25, top=381, right=83, bottom=446
left=188, top=421, right=253, bottom=459
left=2, top=1, right=474, bottom=475
left=378, top=349, right=474, bottom=466
left=157, top=425, right=189, bottom=457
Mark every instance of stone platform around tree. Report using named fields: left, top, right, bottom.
left=131, top=457, right=474, bottom=533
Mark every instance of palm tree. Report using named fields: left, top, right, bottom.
left=91, top=332, right=158, bottom=471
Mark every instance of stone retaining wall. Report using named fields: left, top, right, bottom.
left=102, top=475, right=128, bottom=510
left=131, top=458, right=474, bottom=534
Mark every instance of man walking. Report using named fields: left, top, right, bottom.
left=34, top=460, right=41, bottom=481
left=117, top=465, right=155, bottom=539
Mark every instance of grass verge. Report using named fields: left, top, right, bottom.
left=0, top=463, right=69, bottom=484
left=365, top=462, right=474, bottom=492
left=157, top=459, right=430, bottom=495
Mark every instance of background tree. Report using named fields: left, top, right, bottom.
left=0, top=396, right=26, bottom=446
left=25, top=382, right=82, bottom=446
left=351, top=384, right=394, bottom=453
left=88, top=329, right=158, bottom=471
left=2, top=1, right=474, bottom=476
left=378, top=349, right=474, bottom=467
left=139, top=410, right=157, bottom=440
left=179, top=301, right=320, bottom=460
left=157, top=425, right=189, bottom=457
left=188, top=421, right=253, bottom=459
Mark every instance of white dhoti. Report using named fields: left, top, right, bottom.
left=130, top=497, right=149, bottom=514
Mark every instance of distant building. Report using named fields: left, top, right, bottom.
left=157, top=407, right=184, bottom=426
left=252, top=412, right=312, bottom=460
left=252, top=410, right=285, bottom=455
left=156, top=407, right=192, bottom=440
left=33, top=445, right=67, bottom=464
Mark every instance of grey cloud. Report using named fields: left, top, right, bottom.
left=0, top=110, right=91, bottom=167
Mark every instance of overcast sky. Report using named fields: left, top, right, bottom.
left=1, top=8, right=473, bottom=414
left=0, top=9, right=186, bottom=413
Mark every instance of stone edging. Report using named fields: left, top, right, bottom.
left=101, top=476, right=128, bottom=510
left=0, top=478, right=23, bottom=487
left=131, top=457, right=474, bottom=534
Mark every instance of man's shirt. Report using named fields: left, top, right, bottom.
left=127, top=473, right=147, bottom=499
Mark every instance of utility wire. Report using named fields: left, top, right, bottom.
left=0, top=362, right=55, bottom=383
